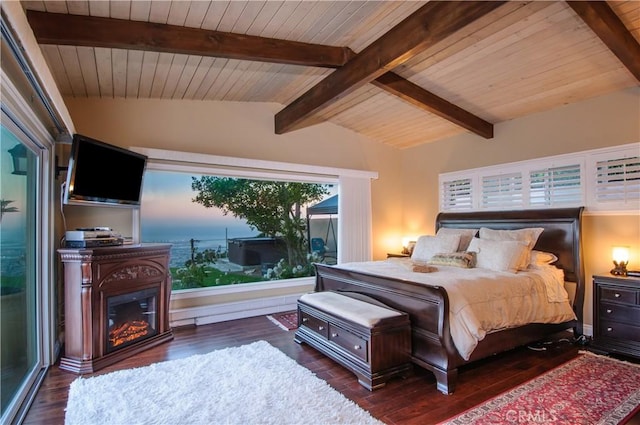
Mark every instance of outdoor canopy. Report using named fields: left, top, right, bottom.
left=307, top=194, right=338, bottom=215
left=306, top=194, right=338, bottom=260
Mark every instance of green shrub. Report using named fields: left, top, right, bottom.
left=264, top=252, right=323, bottom=280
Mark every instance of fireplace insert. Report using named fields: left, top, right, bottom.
left=106, top=287, right=159, bottom=353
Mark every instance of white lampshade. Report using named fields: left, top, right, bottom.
left=612, top=246, right=629, bottom=263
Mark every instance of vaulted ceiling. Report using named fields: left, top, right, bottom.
left=21, top=1, right=640, bottom=149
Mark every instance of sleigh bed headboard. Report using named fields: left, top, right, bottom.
left=435, top=207, right=585, bottom=329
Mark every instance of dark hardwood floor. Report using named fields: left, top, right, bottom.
left=22, top=315, right=638, bottom=425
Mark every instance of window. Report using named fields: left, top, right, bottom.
left=441, top=178, right=472, bottom=211
left=133, top=147, right=378, bottom=292
left=439, top=143, right=638, bottom=213
left=140, top=170, right=337, bottom=290
left=594, top=156, right=640, bottom=204
left=529, top=164, right=582, bottom=207
left=481, top=172, right=523, bottom=209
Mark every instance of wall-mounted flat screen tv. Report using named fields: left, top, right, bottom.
left=64, top=134, right=147, bottom=207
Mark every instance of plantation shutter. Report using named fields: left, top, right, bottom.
left=481, top=172, right=523, bottom=209
left=595, top=156, right=640, bottom=204
left=530, top=164, right=582, bottom=206
left=441, top=178, right=473, bottom=211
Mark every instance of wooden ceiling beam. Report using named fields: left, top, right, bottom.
left=275, top=1, right=506, bottom=135
left=26, top=8, right=494, bottom=139
left=25, top=10, right=352, bottom=68
left=373, top=73, right=493, bottom=138
left=566, top=1, right=640, bottom=82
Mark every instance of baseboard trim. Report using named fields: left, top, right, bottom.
left=582, top=323, right=593, bottom=337
left=169, top=293, right=304, bottom=327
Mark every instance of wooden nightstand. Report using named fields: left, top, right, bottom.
left=387, top=253, right=410, bottom=258
left=591, top=274, right=640, bottom=360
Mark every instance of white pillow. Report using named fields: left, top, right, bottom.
left=479, top=227, right=544, bottom=270
left=436, top=227, right=478, bottom=251
left=467, top=238, right=530, bottom=273
left=530, top=250, right=558, bottom=265
left=411, top=234, right=461, bottom=263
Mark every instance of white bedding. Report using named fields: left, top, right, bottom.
left=335, top=258, right=577, bottom=361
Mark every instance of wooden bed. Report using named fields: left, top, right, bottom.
left=313, top=208, right=585, bottom=394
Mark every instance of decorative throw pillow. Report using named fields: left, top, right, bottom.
left=411, top=234, right=461, bottom=263
left=467, top=238, right=529, bottom=273
left=436, top=228, right=478, bottom=252
left=428, top=251, right=477, bottom=268
left=479, top=227, right=544, bottom=270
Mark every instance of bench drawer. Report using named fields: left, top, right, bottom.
left=329, top=323, right=368, bottom=361
left=300, top=311, right=328, bottom=338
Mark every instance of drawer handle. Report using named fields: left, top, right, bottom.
left=614, top=293, right=621, bottom=298
left=331, top=333, right=338, bottom=338
left=318, top=326, right=324, bottom=331
left=607, top=327, right=613, bottom=332
left=354, top=344, right=362, bottom=350
left=606, top=309, right=612, bottom=314
left=302, top=317, right=308, bottom=322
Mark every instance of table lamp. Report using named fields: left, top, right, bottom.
left=611, top=246, right=629, bottom=276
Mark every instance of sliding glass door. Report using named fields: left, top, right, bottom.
left=1, top=9, right=63, bottom=423
left=1, top=127, right=40, bottom=423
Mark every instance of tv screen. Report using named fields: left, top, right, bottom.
left=64, top=134, right=147, bottom=207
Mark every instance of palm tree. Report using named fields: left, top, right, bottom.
left=0, top=199, right=19, bottom=223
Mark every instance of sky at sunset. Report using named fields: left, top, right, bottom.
left=140, top=170, right=337, bottom=243
left=140, top=170, right=255, bottom=242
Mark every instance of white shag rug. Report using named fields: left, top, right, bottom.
left=65, top=340, right=383, bottom=425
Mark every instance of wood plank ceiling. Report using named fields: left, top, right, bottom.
left=20, top=1, right=640, bottom=149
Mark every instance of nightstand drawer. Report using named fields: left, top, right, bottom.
left=599, top=303, right=640, bottom=324
left=598, top=320, right=640, bottom=342
left=599, top=287, right=638, bottom=305
left=300, top=311, right=328, bottom=338
left=328, top=323, right=368, bottom=361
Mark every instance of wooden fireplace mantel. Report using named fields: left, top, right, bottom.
left=58, top=244, right=174, bottom=374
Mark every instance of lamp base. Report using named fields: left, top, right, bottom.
left=611, top=260, right=628, bottom=277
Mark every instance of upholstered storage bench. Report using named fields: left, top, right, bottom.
left=294, top=291, right=412, bottom=390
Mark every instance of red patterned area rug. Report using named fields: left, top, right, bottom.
left=440, top=351, right=640, bottom=425
left=266, top=311, right=298, bottom=331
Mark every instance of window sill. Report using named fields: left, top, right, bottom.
left=170, top=276, right=315, bottom=300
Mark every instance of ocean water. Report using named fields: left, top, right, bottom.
left=142, top=225, right=256, bottom=268
left=160, top=239, right=229, bottom=268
